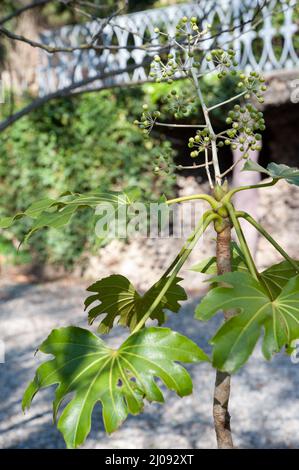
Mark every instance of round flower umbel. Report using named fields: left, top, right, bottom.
left=153, top=143, right=176, bottom=178
left=188, top=128, right=212, bottom=158
left=206, top=49, right=238, bottom=78
left=219, top=104, right=265, bottom=156
left=151, top=18, right=212, bottom=83
left=236, top=71, right=267, bottom=102
left=162, top=89, right=197, bottom=119
left=149, top=53, right=179, bottom=84
left=134, top=104, right=161, bottom=137
left=174, top=16, right=211, bottom=42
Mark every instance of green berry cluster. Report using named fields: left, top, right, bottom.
left=161, top=88, right=197, bottom=119
left=175, top=16, right=201, bottom=38
left=188, top=128, right=212, bottom=158
left=221, top=104, right=265, bottom=155
left=153, top=144, right=176, bottom=178
left=206, top=48, right=238, bottom=78
left=134, top=104, right=161, bottom=137
left=236, top=71, right=267, bottom=102
left=149, top=53, right=178, bottom=84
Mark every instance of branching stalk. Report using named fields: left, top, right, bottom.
left=166, top=194, right=219, bottom=210
left=225, top=203, right=259, bottom=279
left=236, top=211, right=299, bottom=272
left=223, top=179, right=278, bottom=203
left=191, top=68, right=222, bottom=186
left=208, top=91, right=246, bottom=112
left=155, top=122, right=206, bottom=128
left=131, top=211, right=217, bottom=334
left=176, top=162, right=213, bottom=170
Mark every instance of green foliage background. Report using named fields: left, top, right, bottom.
left=0, top=73, right=240, bottom=270
left=0, top=88, right=174, bottom=269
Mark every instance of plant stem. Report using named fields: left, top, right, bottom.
left=154, top=121, right=206, bottom=128
left=131, top=211, right=217, bottom=334
left=208, top=91, right=246, bottom=112
left=213, top=221, right=234, bottom=449
left=236, top=211, right=299, bottom=272
left=205, top=148, right=214, bottom=189
left=225, top=203, right=259, bottom=279
left=223, top=179, right=278, bottom=203
left=166, top=193, right=219, bottom=209
left=176, top=162, right=213, bottom=170
left=191, top=67, right=222, bottom=186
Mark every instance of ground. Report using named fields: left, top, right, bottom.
left=0, top=279, right=298, bottom=449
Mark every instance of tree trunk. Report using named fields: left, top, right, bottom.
left=213, top=223, right=234, bottom=449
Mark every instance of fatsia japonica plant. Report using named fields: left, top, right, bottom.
left=2, top=16, right=299, bottom=449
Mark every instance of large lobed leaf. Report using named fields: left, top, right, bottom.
left=23, top=326, right=208, bottom=448
left=261, top=260, right=299, bottom=298
left=0, top=190, right=140, bottom=241
left=191, top=242, right=299, bottom=299
left=85, top=274, right=187, bottom=333
left=243, top=160, right=299, bottom=186
left=195, top=272, right=299, bottom=373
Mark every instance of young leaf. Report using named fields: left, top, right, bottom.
left=195, top=272, right=299, bottom=373
left=22, top=326, right=208, bottom=448
left=0, top=190, right=140, bottom=241
left=267, top=163, right=299, bottom=186
left=85, top=274, right=187, bottom=333
left=243, top=160, right=299, bottom=186
left=242, top=159, right=270, bottom=175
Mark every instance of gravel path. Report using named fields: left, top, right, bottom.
left=0, top=280, right=298, bottom=449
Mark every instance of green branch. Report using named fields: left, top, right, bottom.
left=236, top=211, right=299, bottom=272
left=223, top=179, right=278, bottom=203
left=225, top=203, right=259, bottom=279
left=166, top=194, right=219, bottom=210
left=131, top=211, right=218, bottom=334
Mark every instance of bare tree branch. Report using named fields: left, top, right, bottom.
left=0, top=0, right=54, bottom=26
left=0, top=59, right=151, bottom=132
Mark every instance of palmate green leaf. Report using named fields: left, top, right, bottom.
left=22, top=326, right=208, bottom=448
left=195, top=272, right=299, bottom=373
left=0, top=190, right=140, bottom=241
left=243, top=160, right=299, bottom=186
left=85, top=274, right=187, bottom=333
left=191, top=241, right=299, bottom=299
left=261, top=260, right=299, bottom=298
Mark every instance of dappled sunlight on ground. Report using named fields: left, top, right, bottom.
left=0, top=280, right=298, bottom=449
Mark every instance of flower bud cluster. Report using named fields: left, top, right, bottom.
left=188, top=128, right=212, bottom=157
left=236, top=71, right=267, bottom=102
left=206, top=48, right=238, bottom=78
left=161, top=89, right=197, bottom=119
left=220, top=104, right=265, bottom=155
left=153, top=143, right=176, bottom=178
left=149, top=53, right=178, bottom=84
left=134, top=104, right=161, bottom=137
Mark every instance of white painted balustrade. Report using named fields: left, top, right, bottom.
left=38, top=0, right=299, bottom=95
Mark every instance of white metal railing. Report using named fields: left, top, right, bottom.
left=38, top=0, right=299, bottom=96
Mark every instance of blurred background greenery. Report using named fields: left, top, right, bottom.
left=0, top=0, right=297, bottom=271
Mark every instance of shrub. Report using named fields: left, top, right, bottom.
left=0, top=88, right=175, bottom=268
